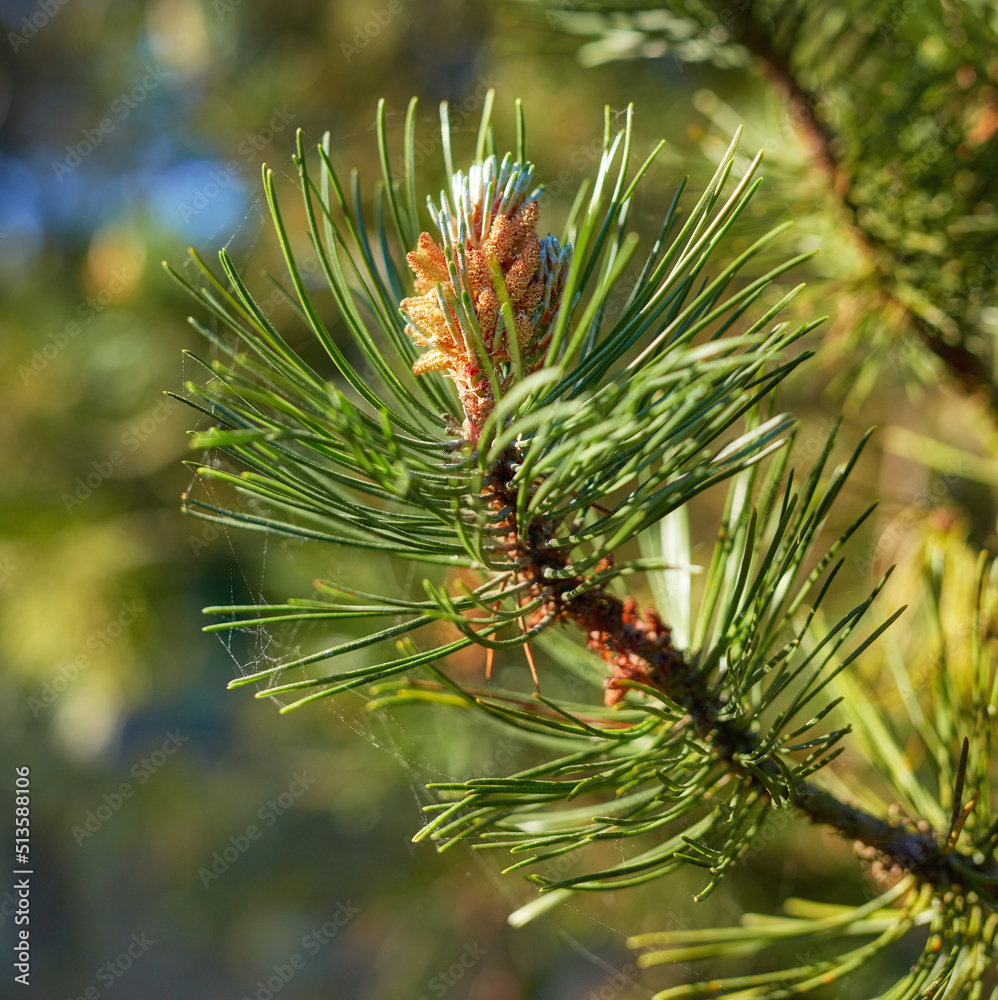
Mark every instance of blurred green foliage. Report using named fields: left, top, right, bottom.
left=519, top=0, right=998, bottom=412
left=1, top=1, right=996, bottom=998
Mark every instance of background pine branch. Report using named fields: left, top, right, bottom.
left=518, top=0, right=998, bottom=416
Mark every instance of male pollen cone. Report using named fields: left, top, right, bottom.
left=400, top=156, right=570, bottom=444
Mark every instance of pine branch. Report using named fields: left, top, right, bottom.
left=730, top=6, right=998, bottom=414
left=173, top=93, right=998, bottom=998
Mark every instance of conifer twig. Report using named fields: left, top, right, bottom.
left=175, top=93, right=998, bottom=997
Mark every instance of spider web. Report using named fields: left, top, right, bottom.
left=175, top=114, right=712, bottom=999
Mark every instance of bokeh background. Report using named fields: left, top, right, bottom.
left=1, top=1, right=996, bottom=998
